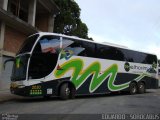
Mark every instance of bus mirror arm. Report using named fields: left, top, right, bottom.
left=3, top=58, right=15, bottom=70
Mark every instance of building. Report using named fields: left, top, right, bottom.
left=0, top=0, right=59, bottom=90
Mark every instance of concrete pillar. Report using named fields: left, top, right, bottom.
left=0, top=0, right=8, bottom=90
left=48, top=15, right=55, bottom=32
left=0, top=0, right=8, bottom=74
left=1, top=0, right=8, bottom=10
left=28, top=0, right=37, bottom=26
left=0, top=22, right=5, bottom=74
left=0, top=0, right=8, bottom=50
left=0, top=23, right=6, bottom=89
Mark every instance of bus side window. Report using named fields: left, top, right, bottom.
left=96, top=44, right=106, bottom=59
left=62, top=38, right=85, bottom=57
left=81, top=42, right=95, bottom=57
left=115, top=48, right=125, bottom=61
left=96, top=44, right=116, bottom=60
left=133, top=52, right=146, bottom=64
left=97, top=44, right=125, bottom=61
left=124, top=50, right=134, bottom=62
left=144, top=54, right=157, bottom=64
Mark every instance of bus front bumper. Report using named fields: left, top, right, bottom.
left=10, top=86, right=30, bottom=96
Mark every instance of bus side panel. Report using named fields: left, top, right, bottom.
left=75, top=73, right=158, bottom=95
left=144, top=77, right=159, bottom=89
left=75, top=73, right=139, bottom=95
left=11, top=75, right=158, bottom=97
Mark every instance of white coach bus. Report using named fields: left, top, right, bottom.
left=6, top=32, right=159, bottom=100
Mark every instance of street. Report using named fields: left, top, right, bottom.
left=0, top=89, right=160, bottom=115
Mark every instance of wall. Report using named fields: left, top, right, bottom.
left=4, top=26, right=27, bottom=53
left=35, top=14, right=49, bottom=32
left=0, top=56, right=13, bottom=90
left=0, top=26, right=27, bottom=90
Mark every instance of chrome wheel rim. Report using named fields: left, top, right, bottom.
left=140, top=84, right=144, bottom=89
left=132, top=86, right=136, bottom=93
left=65, top=87, right=70, bottom=96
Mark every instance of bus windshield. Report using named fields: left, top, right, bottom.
left=11, top=55, right=29, bottom=81
left=18, top=34, right=39, bottom=54
left=28, top=35, right=60, bottom=79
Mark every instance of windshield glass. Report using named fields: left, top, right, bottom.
left=28, top=35, right=60, bottom=79
left=11, top=55, right=29, bottom=81
left=17, top=34, right=39, bottom=54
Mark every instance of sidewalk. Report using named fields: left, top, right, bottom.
left=0, top=89, right=23, bottom=103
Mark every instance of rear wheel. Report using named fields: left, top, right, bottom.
left=129, top=82, right=138, bottom=95
left=60, top=83, right=71, bottom=100
left=138, top=82, right=145, bottom=94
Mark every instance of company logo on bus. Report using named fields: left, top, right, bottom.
left=124, top=62, right=148, bottom=72
left=124, top=62, right=130, bottom=72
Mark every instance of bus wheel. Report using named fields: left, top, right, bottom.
left=138, top=82, right=145, bottom=94
left=129, top=82, right=137, bottom=95
left=60, top=83, right=71, bottom=100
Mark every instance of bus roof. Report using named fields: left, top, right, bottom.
left=32, top=32, right=157, bottom=57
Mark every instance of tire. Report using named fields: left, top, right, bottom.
left=138, top=82, right=145, bottom=94
left=60, top=83, right=71, bottom=100
left=69, top=87, right=76, bottom=99
left=129, top=82, right=138, bottom=95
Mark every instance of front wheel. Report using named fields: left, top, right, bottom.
left=60, top=83, right=71, bottom=100
left=138, top=82, right=146, bottom=94
left=129, top=82, right=138, bottom=95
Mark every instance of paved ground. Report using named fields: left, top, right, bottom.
left=0, top=89, right=160, bottom=120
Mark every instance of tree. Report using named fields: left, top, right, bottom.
left=54, top=0, right=92, bottom=40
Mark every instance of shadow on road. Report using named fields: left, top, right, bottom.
left=75, top=91, right=152, bottom=99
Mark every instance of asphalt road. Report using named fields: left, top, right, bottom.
left=0, top=89, right=160, bottom=120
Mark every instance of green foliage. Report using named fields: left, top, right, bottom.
left=54, top=0, right=92, bottom=40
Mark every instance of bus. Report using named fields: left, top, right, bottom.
left=7, top=32, right=159, bottom=100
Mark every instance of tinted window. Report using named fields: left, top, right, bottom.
left=62, top=38, right=96, bottom=58
left=62, top=38, right=85, bottom=57
left=124, top=50, right=147, bottom=63
left=144, top=54, right=157, bottom=64
left=97, top=44, right=125, bottom=61
left=133, top=52, right=146, bottom=63
left=81, top=42, right=95, bottom=57
left=28, top=35, right=60, bottom=79
left=11, top=55, right=29, bottom=81
left=96, top=44, right=157, bottom=64
left=120, top=49, right=134, bottom=62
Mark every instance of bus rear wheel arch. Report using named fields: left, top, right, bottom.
left=137, top=82, right=146, bottom=94
left=59, top=82, right=76, bottom=100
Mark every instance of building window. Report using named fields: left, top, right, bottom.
left=8, top=0, right=28, bottom=22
